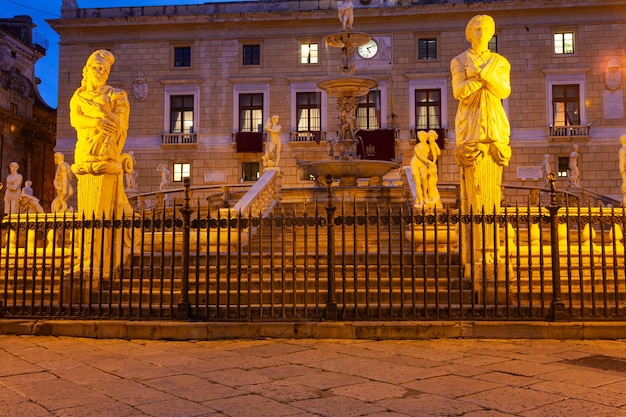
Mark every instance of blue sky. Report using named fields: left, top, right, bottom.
left=2, top=0, right=226, bottom=108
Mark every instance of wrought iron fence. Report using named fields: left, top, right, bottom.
left=1, top=187, right=626, bottom=322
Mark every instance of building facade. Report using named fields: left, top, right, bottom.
left=49, top=0, right=626, bottom=202
left=0, top=16, right=56, bottom=211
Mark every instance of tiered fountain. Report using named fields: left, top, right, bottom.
left=298, top=8, right=400, bottom=186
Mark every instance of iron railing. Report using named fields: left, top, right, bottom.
left=1, top=181, right=626, bottom=322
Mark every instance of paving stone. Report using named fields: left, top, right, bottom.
left=462, top=386, right=566, bottom=414
left=209, top=393, right=305, bottom=416
left=519, top=398, right=626, bottom=417
left=376, top=393, right=483, bottom=416
left=402, top=375, right=503, bottom=398
left=292, top=395, right=386, bottom=417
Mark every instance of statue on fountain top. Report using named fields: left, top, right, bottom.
left=338, top=0, right=354, bottom=32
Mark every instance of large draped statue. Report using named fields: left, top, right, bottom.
left=451, top=14, right=511, bottom=262
left=70, top=49, right=134, bottom=273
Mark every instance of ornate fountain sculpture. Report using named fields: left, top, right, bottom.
left=298, top=2, right=399, bottom=186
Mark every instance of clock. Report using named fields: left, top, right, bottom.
left=357, top=39, right=378, bottom=59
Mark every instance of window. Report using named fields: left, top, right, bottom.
left=554, top=31, right=574, bottom=54
left=296, top=92, right=321, bottom=132
left=242, top=162, right=259, bottom=181
left=300, top=43, right=319, bottom=64
left=173, top=46, right=191, bottom=67
left=557, top=157, right=568, bottom=178
left=170, top=95, right=194, bottom=133
left=488, top=35, right=497, bottom=52
left=357, top=90, right=380, bottom=129
left=173, top=163, right=191, bottom=182
left=414, top=89, right=441, bottom=130
left=242, top=44, right=261, bottom=65
left=239, top=93, right=264, bottom=132
left=417, top=38, right=437, bottom=60
left=552, top=84, right=580, bottom=126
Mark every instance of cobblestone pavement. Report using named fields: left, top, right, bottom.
left=2, top=336, right=626, bottom=416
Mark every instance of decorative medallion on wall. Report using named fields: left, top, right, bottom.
left=132, top=71, right=149, bottom=101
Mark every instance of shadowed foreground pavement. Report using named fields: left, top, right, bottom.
left=2, top=336, right=626, bottom=416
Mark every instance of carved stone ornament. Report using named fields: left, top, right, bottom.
left=605, top=58, right=621, bottom=91
left=132, top=71, right=149, bottom=101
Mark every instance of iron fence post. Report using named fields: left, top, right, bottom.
left=177, top=176, right=192, bottom=319
left=325, top=175, right=338, bottom=320
left=548, top=173, right=566, bottom=321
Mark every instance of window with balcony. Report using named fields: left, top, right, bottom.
left=239, top=93, right=264, bottom=132
left=357, top=90, right=380, bottom=130
left=415, top=89, right=441, bottom=130
left=417, top=38, right=437, bottom=60
left=294, top=92, right=321, bottom=141
left=552, top=84, right=580, bottom=126
left=162, top=83, right=200, bottom=146
left=545, top=70, right=588, bottom=141
left=242, top=44, right=261, bottom=65
left=300, top=43, right=319, bottom=64
left=173, top=46, right=191, bottom=67
left=554, top=31, right=574, bottom=54
left=170, top=95, right=194, bottom=134
left=173, top=163, right=191, bottom=182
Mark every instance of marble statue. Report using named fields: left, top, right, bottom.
left=620, top=135, right=626, bottom=206
left=426, top=130, right=442, bottom=208
left=51, top=152, right=74, bottom=213
left=11, top=192, right=44, bottom=215
left=22, top=180, right=33, bottom=196
left=125, top=151, right=138, bottom=192
left=338, top=0, right=354, bottom=32
left=262, top=115, right=282, bottom=169
left=69, top=49, right=134, bottom=273
left=410, top=130, right=441, bottom=210
left=451, top=14, right=511, bottom=262
left=157, top=163, right=170, bottom=191
left=541, top=154, right=551, bottom=188
left=568, top=144, right=580, bottom=187
left=4, top=162, right=23, bottom=214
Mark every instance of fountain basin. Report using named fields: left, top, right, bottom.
left=299, top=159, right=400, bottom=186
left=317, top=77, right=378, bottom=98
left=324, top=32, right=371, bottom=49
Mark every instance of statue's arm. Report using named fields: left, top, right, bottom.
left=451, top=57, right=483, bottom=100
left=478, top=56, right=511, bottom=99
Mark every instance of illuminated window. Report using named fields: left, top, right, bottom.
left=554, top=32, right=574, bottom=54
left=170, top=95, right=194, bottom=133
left=173, top=163, right=191, bottom=182
left=239, top=93, right=264, bottom=132
left=242, top=162, right=259, bottom=181
left=552, top=84, right=580, bottom=126
left=414, top=89, right=441, bottom=130
left=417, top=38, right=437, bottom=60
left=296, top=92, right=321, bottom=132
left=357, top=90, right=380, bottom=129
left=300, top=43, right=318, bottom=64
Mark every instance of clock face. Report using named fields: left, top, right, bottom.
left=358, top=39, right=378, bottom=59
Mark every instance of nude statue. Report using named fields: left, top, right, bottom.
left=262, top=115, right=282, bottom=168
left=4, top=162, right=23, bottom=214
left=568, top=144, right=580, bottom=187
left=51, top=152, right=74, bottom=213
left=338, top=0, right=354, bottom=32
left=157, top=164, right=170, bottom=191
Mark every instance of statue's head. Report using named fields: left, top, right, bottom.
left=465, top=15, right=495, bottom=44
left=82, top=49, right=115, bottom=87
